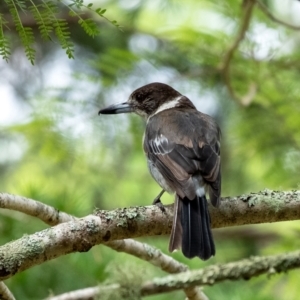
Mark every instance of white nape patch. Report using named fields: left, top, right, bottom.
left=151, top=95, right=183, bottom=117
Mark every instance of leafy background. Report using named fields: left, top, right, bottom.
left=1, top=0, right=300, bottom=299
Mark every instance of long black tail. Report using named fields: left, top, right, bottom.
left=169, top=195, right=215, bottom=260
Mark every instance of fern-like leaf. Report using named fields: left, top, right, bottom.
left=0, top=14, right=11, bottom=61
left=78, top=18, right=100, bottom=37
left=2, top=0, right=120, bottom=62
left=7, top=0, right=36, bottom=64
left=70, top=0, right=84, bottom=9
left=42, top=1, right=74, bottom=59
left=29, top=1, right=53, bottom=40
left=53, top=19, right=74, bottom=59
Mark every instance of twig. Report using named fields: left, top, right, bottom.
left=257, top=1, right=300, bottom=30
left=219, top=0, right=257, bottom=106
left=44, top=284, right=119, bottom=300
left=0, top=282, right=15, bottom=300
left=141, top=250, right=300, bottom=295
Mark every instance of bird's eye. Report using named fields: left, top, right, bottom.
left=136, top=93, right=143, bottom=102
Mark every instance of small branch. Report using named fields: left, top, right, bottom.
left=219, top=0, right=256, bottom=106
left=47, top=240, right=207, bottom=300
left=106, top=240, right=207, bottom=300
left=0, top=193, right=78, bottom=226
left=257, top=1, right=300, bottom=30
left=46, top=282, right=209, bottom=300
left=107, top=239, right=187, bottom=273
left=220, top=0, right=256, bottom=71
left=141, top=250, right=300, bottom=295
left=0, top=282, right=15, bottom=300
left=47, top=250, right=300, bottom=298
left=45, top=284, right=120, bottom=300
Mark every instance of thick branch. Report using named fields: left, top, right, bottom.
left=1, top=189, right=300, bottom=280
left=141, top=250, right=300, bottom=295
left=0, top=193, right=205, bottom=299
left=210, top=189, right=300, bottom=227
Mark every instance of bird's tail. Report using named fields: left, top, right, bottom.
left=169, top=195, right=215, bottom=260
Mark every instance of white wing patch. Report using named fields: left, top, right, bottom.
left=151, top=134, right=172, bottom=155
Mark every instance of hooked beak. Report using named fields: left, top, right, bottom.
left=98, top=102, right=133, bottom=115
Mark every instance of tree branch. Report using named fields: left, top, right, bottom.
left=0, top=282, right=15, bottom=300
left=106, top=240, right=207, bottom=300
left=45, top=284, right=120, bottom=300
left=1, top=189, right=300, bottom=281
left=141, top=250, right=300, bottom=295
left=219, top=0, right=257, bottom=106
left=0, top=193, right=78, bottom=225
left=0, top=193, right=206, bottom=299
left=47, top=250, right=300, bottom=298
left=210, top=189, right=300, bottom=227
left=257, top=1, right=300, bottom=30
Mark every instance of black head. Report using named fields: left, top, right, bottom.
left=128, top=82, right=182, bottom=117
left=99, top=82, right=182, bottom=118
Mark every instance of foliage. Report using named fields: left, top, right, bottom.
left=0, top=14, right=10, bottom=61
left=1, top=0, right=121, bottom=64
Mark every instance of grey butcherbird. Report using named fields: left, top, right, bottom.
left=99, top=82, right=221, bottom=260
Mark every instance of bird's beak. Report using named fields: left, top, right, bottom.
left=98, top=102, right=133, bottom=115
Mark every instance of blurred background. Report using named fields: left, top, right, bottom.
left=1, top=0, right=300, bottom=299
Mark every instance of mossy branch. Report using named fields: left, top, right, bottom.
left=1, top=189, right=300, bottom=280
left=141, top=250, right=300, bottom=296
left=37, top=250, right=300, bottom=299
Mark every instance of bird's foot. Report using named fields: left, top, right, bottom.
left=152, top=190, right=165, bottom=212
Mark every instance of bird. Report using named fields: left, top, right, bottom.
left=99, top=82, right=221, bottom=260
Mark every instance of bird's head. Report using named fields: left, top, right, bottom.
left=99, top=82, right=183, bottom=119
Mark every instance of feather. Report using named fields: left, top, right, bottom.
left=181, top=195, right=215, bottom=260
left=168, top=195, right=182, bottom=252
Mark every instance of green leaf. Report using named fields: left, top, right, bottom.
left=78, top=18, right=100, bottom=37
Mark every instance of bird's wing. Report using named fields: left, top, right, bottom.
left=144, top=109, right=221, bottom=206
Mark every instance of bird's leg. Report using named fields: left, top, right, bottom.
left=152, top=189, right=165, bottom=204
left=152, top=189, right=165, bottom=212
